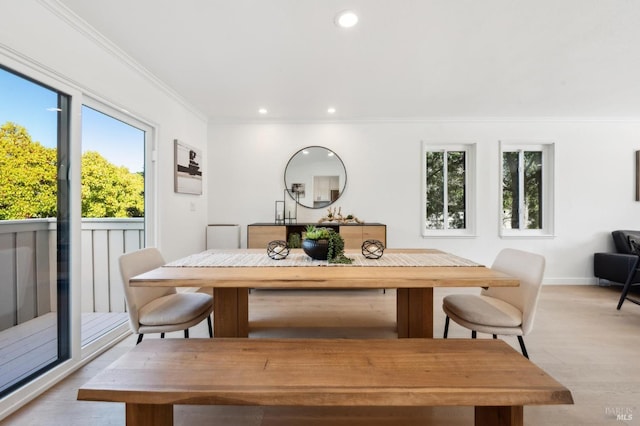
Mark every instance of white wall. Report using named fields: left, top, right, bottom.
left=208, top=120, right=640, bottom=284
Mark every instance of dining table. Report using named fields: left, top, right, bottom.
left=130, top=248, right=519, bottom=338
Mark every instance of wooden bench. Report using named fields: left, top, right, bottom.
left=77, top=339, right=573, bottom=426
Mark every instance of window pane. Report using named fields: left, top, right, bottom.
left=0, top=65, right=70, bottom=396
left=447, top=151, right=466, bottom=229
left=425, top=151, right=444, bottom=229
left=80, top=105, right=145, bottom=346
left=524, top=151, right=542, bottom=229
left=502, top=151, right=519, bottom=229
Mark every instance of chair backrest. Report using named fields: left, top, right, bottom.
left=118, top=248, right=175, bottom=332
left=481, top=248, right=545, bottom=335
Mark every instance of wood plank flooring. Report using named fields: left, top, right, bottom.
left=3, top=285, right=640, bottom=425
left=0, top=313, right=128, bottom=394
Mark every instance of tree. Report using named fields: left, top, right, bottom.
left=425, top=150, right=466, bottom=230
left=502, top=151, right=542, bottom=229
left=0, top=121, right=144, bottom=220
left=0, top=122, right=57, bottom=219
left=81, top=151, right=144, bottom=218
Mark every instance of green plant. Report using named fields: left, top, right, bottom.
left=304, top=225, right=332, bottom=240
left=327, top=231, right=353, bottom=264
left=287, top=232, right=302, bottom=248
left=303, top=225, right=351, bottom=263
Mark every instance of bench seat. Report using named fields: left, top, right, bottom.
left=78, top=338, right=573, bottom=426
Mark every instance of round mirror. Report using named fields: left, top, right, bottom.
left=284, top=146, right=347, bottom=209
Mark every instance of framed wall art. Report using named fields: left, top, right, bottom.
left=174, top=139, right=203, bottom=195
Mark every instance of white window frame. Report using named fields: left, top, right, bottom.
left=499, top=141, right=555, bottom=238
left=421, top=142, right=476, bottom=238
left=82, top=96, right=157, bottom=247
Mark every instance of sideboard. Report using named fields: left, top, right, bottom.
left=247, top=223, right=386, bottom=249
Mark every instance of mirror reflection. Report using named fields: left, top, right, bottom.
left=284, top=146, right=347, bottom=209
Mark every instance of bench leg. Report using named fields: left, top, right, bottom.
left=126, top=403, right=173, bottom=426
left=475, top=406, right=523, bottom=426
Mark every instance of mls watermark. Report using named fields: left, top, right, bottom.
left=605, top=407, right=634, bottom=422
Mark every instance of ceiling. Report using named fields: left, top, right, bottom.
left=57, top=0, right=640, bottom=122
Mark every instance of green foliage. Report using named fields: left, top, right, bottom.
left=502, top=151, right=542, bottom=229
left=327, top=231, right=352, bottom=264
left=303, top=225, right=352, bottom=264
left=0, top=121, right=144, bottom=220
left=304, top=225, right=332, bottom=240
left=287, top=232, right=302, bottom=248
left=425, top=150, right=466, bottom=230
left=0, top=122, right=57, bottom=219
left=81, top=151, right=144, bottom=217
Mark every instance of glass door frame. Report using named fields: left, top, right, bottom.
left=78, top=96, right=157, bottom=357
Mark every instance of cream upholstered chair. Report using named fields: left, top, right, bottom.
left=119, top=247, right=213, bottom=344
left=442, top=248, right=545, bottom=358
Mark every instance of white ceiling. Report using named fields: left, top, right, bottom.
left=57, top=0, right=640, bottom=121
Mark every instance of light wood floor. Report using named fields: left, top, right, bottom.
left=3, top=285, right=640, bottom=425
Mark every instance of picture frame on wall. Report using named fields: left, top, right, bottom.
left=174, top=139, right=203, bottom=195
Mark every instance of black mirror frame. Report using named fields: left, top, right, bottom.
left=283, top=146, right=347, bottom=209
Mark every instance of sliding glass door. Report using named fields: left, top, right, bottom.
left=79, top=103, right=147, bottom=346
left=0, top=65, right=70, bottom=397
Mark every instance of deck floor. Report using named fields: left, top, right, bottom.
left=0, top=312, right=127, bottom=393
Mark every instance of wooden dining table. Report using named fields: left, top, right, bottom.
left=130, top=248, right=519, bottom=338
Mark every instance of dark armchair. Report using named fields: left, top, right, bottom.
left=594, top=230, right=640, bottom=309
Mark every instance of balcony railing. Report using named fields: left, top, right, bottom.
left=0, top=218, right=144, bottom=332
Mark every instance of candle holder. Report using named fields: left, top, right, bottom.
left=362, top=239, right=385, bottom=259
left=267, top=240, right=290, bottom=260
left=283, top=189, right=299, bottom=224
left=274, top=200, right=285, bottom=224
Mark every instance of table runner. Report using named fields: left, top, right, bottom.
left=166, top=250, right=480, bottom=268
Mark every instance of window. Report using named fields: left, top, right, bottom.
left=422, top=142, right=476, bottom=237
left=500, top=142, right=555, bottom=237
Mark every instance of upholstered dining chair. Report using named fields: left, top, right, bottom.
left=119, top=247, right=213, bottom=344
left=442, top=248, right=545, bottom=358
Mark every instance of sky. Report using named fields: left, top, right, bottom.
left=0, top=67, right=144, bottom=172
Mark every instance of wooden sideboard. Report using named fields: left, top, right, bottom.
left=247, top=223, right=386, bottom=249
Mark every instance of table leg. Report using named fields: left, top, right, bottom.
left=475, top=406, right=523, bottom=426
left=213, top=288, right=249, bottom=337
left=396, top=288, right=433, bottom=338
left=126, top=403, right=173, bottom=426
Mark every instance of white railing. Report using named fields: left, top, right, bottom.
left=0, top=218, right=144, bottom=332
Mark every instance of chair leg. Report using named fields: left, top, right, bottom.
left=184, top=329, right=189, bottom=338
left=617, top=256, right=640, bottom=310
left=443, top=316, right=450, bottom=338
left=160, top=332, right=165, bottom=339
left=517, top=336, right=529, bottom=359
left=207, top=316, right=213, bottom=338
left=471, top=330, right=477, bottom=339
left=136, top=334, right=144, bottom=345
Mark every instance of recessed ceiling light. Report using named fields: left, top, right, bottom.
left=335, top=10, right=358, bottom=28
left=327, top=107, right=336, bottom=114
left=258, top=108, right=268, bottom=115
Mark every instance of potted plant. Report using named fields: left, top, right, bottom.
left=302, top=225, right=352, bottom=264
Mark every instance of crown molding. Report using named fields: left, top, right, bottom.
left=208, top=115, right=640, bottom=126
left=37, top=0, right=208, bottom=123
